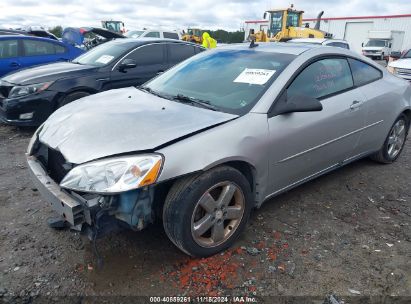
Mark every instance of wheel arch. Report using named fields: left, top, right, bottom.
left=152, top=160, right=258, bottom=221
left=53, top=87, right=98, bottom=109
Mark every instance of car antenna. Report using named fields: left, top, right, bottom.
left=249, top=37, right=259, bottom=48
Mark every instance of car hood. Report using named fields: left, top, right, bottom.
left=38, top=87, right=238, bottom=164
left=389, top=58, right=411, bottom=69
left=2, top=62, right=96, bottom=85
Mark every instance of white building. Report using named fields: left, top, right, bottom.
left=244, top=13, right=411, bottom=53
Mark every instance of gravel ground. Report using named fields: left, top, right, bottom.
left=0, top=122, right=410, bottom=303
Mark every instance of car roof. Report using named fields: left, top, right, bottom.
left=0, top=34, right=61, bottom=43
left=217, top=42, right=319, bottom=55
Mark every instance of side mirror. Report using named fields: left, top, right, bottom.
left=263, top=12, right=267, bottom=19
left=118, top=58, right=137, bottom=72
left=390, top=51, right=402, bottom=59
left=271, top=92, right=323, bottom=116
left=361, top=42, right=364, bottom=47
left=389, top=43, right=392, bottom=48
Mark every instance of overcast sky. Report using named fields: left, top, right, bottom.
left=1, top=0, right=411, bottom=31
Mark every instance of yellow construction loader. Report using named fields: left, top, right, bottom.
left=181, top=28, right=202, bottom=44
left=250, top=6, right=332, bottom=42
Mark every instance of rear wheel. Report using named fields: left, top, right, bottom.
left=163, top=166, right=252, bottom=257
left=57, top=91, right=90, bottom=108
left=370, top=114, right=409, bottom=163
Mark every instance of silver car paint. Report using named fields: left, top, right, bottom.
left=36, top=44, right=411, bottom=207
left=38, top=87, right=237, bottom=164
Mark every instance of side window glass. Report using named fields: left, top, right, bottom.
left=0, top=40, right=18, bottom=58
left=348, top=58, right=382, bottom=87
left=163, top=32, right=179, bottom=40
left=55, top=44, right=66, bottom=54
left=287, top=58, right=353, bottom=99
left=144, top=32, right=160, bottom=38
left=168, top=44, right=195, bottom=63
left=195, top=46, right=206, bottom=54
left=23, top=40, right=55, bottom=56
left=126, top=44, right=164, bottom=65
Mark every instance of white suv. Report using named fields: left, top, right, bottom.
left=125, top=29, right=181, bottom=40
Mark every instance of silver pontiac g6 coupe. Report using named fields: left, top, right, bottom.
left=27, top=42, right=411, bottom=257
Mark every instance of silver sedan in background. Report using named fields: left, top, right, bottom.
left=27, top=42, right=411, bottom=257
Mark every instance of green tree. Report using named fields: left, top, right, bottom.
left=49, top=25, right=63, bottom=38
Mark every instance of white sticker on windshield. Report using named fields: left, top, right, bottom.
left=234, top=68, right=276, bottom=85
left=95, top=55, right=114, bottom=64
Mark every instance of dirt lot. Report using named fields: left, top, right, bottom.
left=0, top=122, right=410, bottom=303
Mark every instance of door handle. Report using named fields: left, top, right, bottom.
left=156, top=70, right=164, bottom=75
left=350, top=100, right=362, bottom=110
left=10, top=62, right=20, bottom=67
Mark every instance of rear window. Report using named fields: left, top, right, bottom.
left=0, top=39, right=18, bottom=58
left=164, top=32, right=179, bottom=40
left=348, top=58, right=382, bottom=87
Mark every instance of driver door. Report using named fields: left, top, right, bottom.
left=109, top=43, right=167, bottom=89
left=266, top=57, right=368, bottom=195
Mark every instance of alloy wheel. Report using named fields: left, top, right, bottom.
left=190, top=181, right=245, bottom=248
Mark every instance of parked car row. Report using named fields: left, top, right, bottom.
left=0, top=38, right=205, bottom=125
left=1, top=38, right=407, bottom=257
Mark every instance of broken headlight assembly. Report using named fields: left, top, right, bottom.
left=9, top=81, right=53, bottom=98
left=60, top=155, right=163, bottom=193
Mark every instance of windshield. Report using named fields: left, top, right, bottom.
left=72, top=42, right=128, bottom=66
left=125, top=30, right=144, bottom=38
left=365, top=40, right=386, bottom=47
left=287, top=12, right=300, bottom=27
left=270, top=11, right=283, bottom=36
left=145, top=49, right=296, bottom=115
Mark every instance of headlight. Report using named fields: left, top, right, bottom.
left=9, top=82, right=53, bottom=98
left=60, top=155, right=163, bottom=193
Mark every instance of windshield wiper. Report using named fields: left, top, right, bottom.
left=139, top=86, right=172, bottom=100
left=173, top=94, right=217, bottom=111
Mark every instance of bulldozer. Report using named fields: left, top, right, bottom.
left=250, top=6, right=332, bottom=42
left=181, top=28, right=202, bottom=44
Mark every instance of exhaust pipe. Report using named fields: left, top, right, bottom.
left=314, top=11, right=324, bottom=30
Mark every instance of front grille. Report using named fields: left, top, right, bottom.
left=397, top=68, right=411, bottom=76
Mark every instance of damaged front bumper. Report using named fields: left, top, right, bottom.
left=26, top=154, right=155, bottom=236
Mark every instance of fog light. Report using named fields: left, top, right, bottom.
left=19, top=112, right=34, bottom=120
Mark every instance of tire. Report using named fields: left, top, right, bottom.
left=57, top=91, right=90, bottom=108
left=163, top=166, right=253, bottom=257
left=370, top=114, right=409, bottom=164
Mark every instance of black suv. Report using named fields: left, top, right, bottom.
left=0, top=38, right=204, bottom=126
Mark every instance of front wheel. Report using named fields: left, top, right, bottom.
left=163, top=166, right=253, bottom=257
left=371, top=114, right=409, bottom=163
